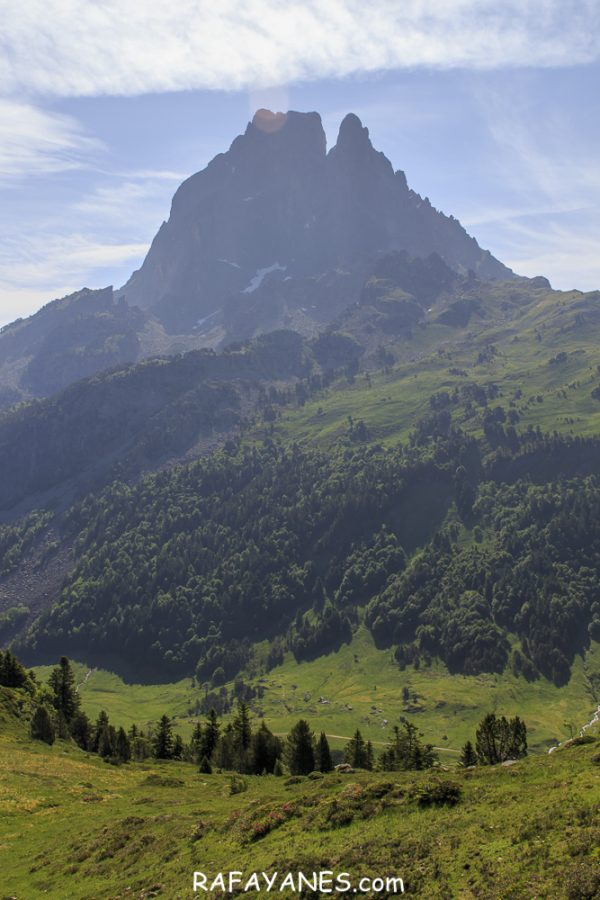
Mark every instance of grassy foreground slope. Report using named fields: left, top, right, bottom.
left=1, top=686, right=599, bottom=899
left=34, top=634, right=600, bottom=753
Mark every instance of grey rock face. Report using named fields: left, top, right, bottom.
left=120, top=109, right=513, bottom=334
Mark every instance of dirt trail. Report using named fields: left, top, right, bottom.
left=274, top=731, right=460, bottom=754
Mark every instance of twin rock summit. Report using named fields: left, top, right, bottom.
left=1, top=109, right=518, bottom=406
left=121, top=109, right=512, bottom=334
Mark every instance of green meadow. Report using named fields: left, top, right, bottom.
left=1, top=682, right=598, bottom=900
left=34, top=631, right=600, bottom=755
left=253, top=287, right=600, bottom=450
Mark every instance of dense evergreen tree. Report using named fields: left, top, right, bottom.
left=30, top=705, right=55, bottom=745
left=172, top=734, right=184, bottom=760
left=459, top=740, right=478, bottom=767
left=232, top=701, right=252, bottom=752
left=285, top=720, right=315, bottom=775
left=215, top=724, right=236, bottom=770
left=0, top=649, right=30, bottom=688
left=115, top=726, right=131, bottom=762
left=129, top=726, right=151, bottom=761
left=153, top=715, right=175, bottom=760
left=232, top=701, right=252, bottom=772
left=475, top=714, right=527, bottom=765
left=316, top=732, right=333, bottom=773
left=381, top=721, right=437, bottom=771
left=199, top=755, right=212, bottom=774
left=70, top=710, right=92, bottom=750
left=91, top=711, right=110, bottom=753
left=190, top=722, right=203, bottom=762
left=98, top=724, right=116, bottom=758
left=344, top=729, right=372, bottom=769
left=200, top=709, right=220, bottom=761
left=48, top=657, right=80, bottom=723
left=250, top=721, right=282, bottom=775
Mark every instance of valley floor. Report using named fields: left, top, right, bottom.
left=34, top=631, right=600, bottom=754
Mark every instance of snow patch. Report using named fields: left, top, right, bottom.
left=217, top=258, right=240, bottom=269
left=242, top=263, right=287, bottom=294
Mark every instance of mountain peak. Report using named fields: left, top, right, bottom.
left=251, top=108, right=288, bottom=133
left=243, top=109, right=326, bottom=151
left=336, top=112, right=370, bottom=147
left=120, top=108, right=513, bottom=332
left=330, top=111, right=393, bottom=178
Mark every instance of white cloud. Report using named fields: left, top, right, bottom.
left=0, top=233, right=148, bottom=325
left=0, top=233, right=148, bottom=285
left=74, top=170, right=186, bottom=221
left=0, top=1, right=598, bottom=98
left=503, top=219, right=600, bottom=291
left=0, top=100, right=101, bottom=181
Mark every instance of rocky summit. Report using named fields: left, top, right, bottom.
left=119, top=109, right=513, bottom=334
left=0, top=109, right=516, bottom=409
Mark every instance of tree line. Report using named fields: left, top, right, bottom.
left=2, top=654, right=528, bottom=773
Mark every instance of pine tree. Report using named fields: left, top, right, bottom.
left=115, top=727, right=131, bottom=762
left=70, top=711, right=92, bottom=750
left=233, top=701, right=252, bottom=751
left=345, top=729, right=369, bottom=769
left=199, top=755, right=212, bottom=774
left=0, top=650, right=29, bottom=688
left=129, top=726, right=151, bottom=761
left=285, top=719, right=315, bottom=775
left=98, top=724, right=116, bottom=758
left=232, top=701, right=252, bottom=772
left=475, top=713, right=527, bottom=764
left=30, top=705, right=55, bottom=745
left=316, top=732, right=333, bottom=772
left=48, top=656, right=80, bottom=723
left=190, top=722, right=203, bottom=762
left=153, top=714, right=174, bottom=759
left=201, top=708, right=220, bottom=761
left=382, top=720, right=437, bottom=771
left=173, top=734, right=184, bottom=760
left=250, top=721, right=282, bottom=775
left=92, top=711, right=110, bottom=753
left=476, top=713, right=501, bottom=764
left=508, top=716, right=528, bottom=759
left=215, top=724, right=235, bottom=770
left=56, top=710, right=70, bottom=740
left=459, top=740, right=478, bottom=767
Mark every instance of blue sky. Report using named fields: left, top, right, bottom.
left=1, top=1, right=599, bottom=327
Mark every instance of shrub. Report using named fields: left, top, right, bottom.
left=229, top=775, right=248, bottom=795
left=415, top=780, right=462, bottom=807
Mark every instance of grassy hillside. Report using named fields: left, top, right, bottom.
left=262, top=286, right=600, bottom=449
left=1, top=684, right=598, bottom=899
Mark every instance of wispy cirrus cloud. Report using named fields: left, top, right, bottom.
left=0, top=1, right=598, bottom=98
left=0, top=232, right=149, bottom=324
left=0, top=100, right=102, bottom=182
